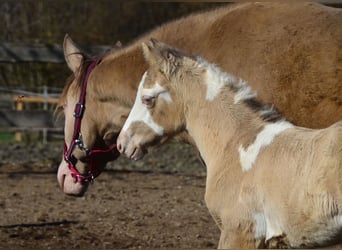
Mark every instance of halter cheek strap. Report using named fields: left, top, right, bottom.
left=63, top=60, right=117, bottom=183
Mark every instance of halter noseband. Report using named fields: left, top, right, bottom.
left=63, top=60, right=116, bottom=183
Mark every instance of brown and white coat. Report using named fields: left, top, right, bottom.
left=117, top=40, right=342, bottom=249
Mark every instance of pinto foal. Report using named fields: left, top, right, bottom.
left=117, top=39, right=342, bottom=248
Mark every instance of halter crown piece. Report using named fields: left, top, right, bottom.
left=63, top=60, right=117, bottom=183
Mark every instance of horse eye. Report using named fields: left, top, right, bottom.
left=142, top=95, right=155, bottom=107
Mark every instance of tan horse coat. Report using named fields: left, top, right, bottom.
left=58, top=2, right=342, bottom=195
left=117, top=39, right=342, bottom=249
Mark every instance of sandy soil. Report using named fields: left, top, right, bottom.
left=0, top=141, right=220, bottom=249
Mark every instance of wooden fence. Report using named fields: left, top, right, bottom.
left=0, top=43, right=110, bottom=143
left=0, top=87, right=64, bottom=143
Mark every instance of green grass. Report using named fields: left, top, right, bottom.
left=0, top=132, right=14, bottom=143
left=0, top=132, right=63, bottom=143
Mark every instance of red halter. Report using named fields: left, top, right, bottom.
left=63, top=60, right=116, bottom=183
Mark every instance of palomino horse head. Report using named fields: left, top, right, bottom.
left=117, top=39, right=198, bottom=160
left=57, top=35, right=126, bottom=196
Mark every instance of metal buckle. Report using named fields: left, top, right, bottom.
left=75, top=133, right=90, bottom=154
left=89, top=174, right=95, bottom=184
left=73, top=102, right=84, bottom=118
left=65, top=154, right=77, bottom=167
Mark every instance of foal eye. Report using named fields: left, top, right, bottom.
left=142, top=95, right=155, bottom=108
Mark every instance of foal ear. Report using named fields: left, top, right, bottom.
left=63, top=34, right=84, bottom=73
left=142, top=38, right=179, bottom=75
left=115, top=40, right=122, bottom=48
left=142, top=39, right=162, bottom=67
left=142, top=42, right=155, bottom=66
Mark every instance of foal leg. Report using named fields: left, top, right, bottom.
left=265, top=234, right=291, bottom=249
left=218, top=227, right=256, bottom=249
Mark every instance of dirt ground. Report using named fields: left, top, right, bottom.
left=0, top=141, right=220, bottom=249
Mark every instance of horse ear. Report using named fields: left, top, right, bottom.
left=142, top=42, right=154, bottom=65
left=142, top=39, right=160, bottom=67
left=63, top=34, right=84, bottom=73
left=142, top=38, right=178, bottom=75
left=115, top=40, right=122, bottom=48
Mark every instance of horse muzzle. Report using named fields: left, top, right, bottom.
left=57, top=160, right=89, bottom=196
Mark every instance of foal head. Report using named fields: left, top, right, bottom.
left=117, top=39, right=202, bottom=160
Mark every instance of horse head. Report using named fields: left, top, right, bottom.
left=57, top=35, right=128, bottom=196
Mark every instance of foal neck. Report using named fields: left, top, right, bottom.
left=182, top=59, right=292, bottom=170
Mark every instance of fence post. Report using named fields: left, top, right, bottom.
left=14, top=100, right=23, bottom=142
left=42, top=86, right=48, bottom=143
left=4, top=88, right=62, bottom=143
left=43, top=85, right=48, bottom=110
left=43, top=128, right=47, bottom=144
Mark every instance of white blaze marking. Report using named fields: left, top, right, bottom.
left=239, top=121, right=293, bottom=172
left=122, top=72, right=164, bottom=135
left=142, top=82, right=172, bottom=103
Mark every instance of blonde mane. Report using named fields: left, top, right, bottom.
left=198, top=56, right=283, bottom=123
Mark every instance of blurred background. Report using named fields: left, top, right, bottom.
left=0, top=4, right=230, bottom=248
left=0, top=1, right=230, bottom=174
left=0, top=1, right=227, bottom=145
left=0, top=1, right=227, bottom=88
left=1, top=3, right=341, bottom=249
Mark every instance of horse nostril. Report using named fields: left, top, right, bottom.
left=60, top=174, right=66, bottom=190
left=117, top=143, right=123, bottom=153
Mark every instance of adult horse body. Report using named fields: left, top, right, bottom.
left=58, top=2, right=342, bottom=195
left=117, top=39, right=342, bottom=249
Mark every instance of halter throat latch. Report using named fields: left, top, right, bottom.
left=74, top=133, right=90, bottom=154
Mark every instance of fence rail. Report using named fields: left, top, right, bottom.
left=0, top=110, right=63, bottom=128
left=0, top=42, right=112, bottom=142
left=0, top=86, right=64, bottom=143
